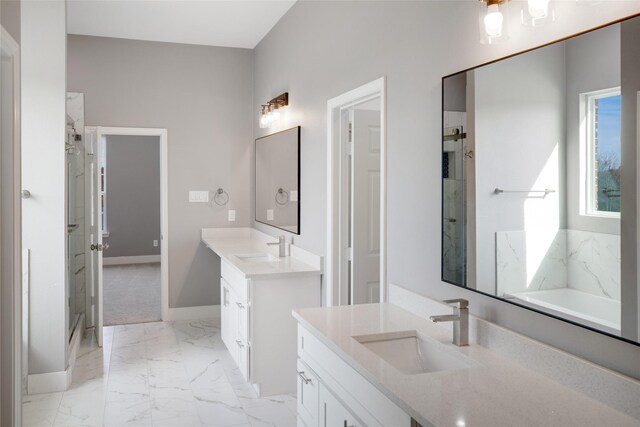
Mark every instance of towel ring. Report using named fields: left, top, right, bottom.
left=213, top=188, right=229, bottom=206
left=275, top=188, right=289, bottom=206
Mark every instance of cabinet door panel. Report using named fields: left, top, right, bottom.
left=319, top=384, right=361, bottom=427
left=297, top=359, right=319, bottom=427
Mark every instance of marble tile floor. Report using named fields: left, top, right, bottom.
left=22, top=319, right=297, bottom=427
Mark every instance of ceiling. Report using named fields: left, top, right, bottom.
left=66, top=0, right=297, bottom=49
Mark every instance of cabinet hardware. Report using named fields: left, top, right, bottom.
left=297, top=370, right=312, bottom=384
left=236, top=302, right=244, bottom=308
left=236, top=340, right=245, bottom=348
left=344, top=421, right=355, bottom=427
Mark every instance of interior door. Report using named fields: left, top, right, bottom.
left=351, top=109, right=381, bottom=304
left=85, top=127, right=104, bottom=346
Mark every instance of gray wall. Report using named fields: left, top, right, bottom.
left=67, top=35, right=253, bottom=308
left=253, top=1, right=640, bottom=379
left=621, top=18, right=640, bottom=340
left=1, top=0, right=20, bottom=43
left=103, top=135, right=161, bottom=258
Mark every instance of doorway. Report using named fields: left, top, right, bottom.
left=85, top=127, right=168, bottom=345
left=327, top=78, right=387, bottom=307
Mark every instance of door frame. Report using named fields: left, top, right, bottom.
left=1, top=24, right=22, bottom=426
left=326, top=77, right=387, bottom=306
left=94, top=127, right=169, bottom=321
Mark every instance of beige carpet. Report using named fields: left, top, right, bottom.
left=103, top=263, right=161, bottom=326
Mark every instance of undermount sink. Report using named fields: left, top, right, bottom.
left=353, top=330, right=477, bottom=375
left=235, top=253, right=280, bottom=263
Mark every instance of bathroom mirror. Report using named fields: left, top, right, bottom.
left=442, top=15, right=640, bottom=343
left=255, top=126, right=300, bottom=234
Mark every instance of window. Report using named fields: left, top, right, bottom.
left=581, top=88, right=621, bottom=217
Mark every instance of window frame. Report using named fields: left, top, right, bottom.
left=580, top=86, right=621, bottom=219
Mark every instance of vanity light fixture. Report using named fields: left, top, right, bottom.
left=521, top=0, right=555, bottom=26
left=259, top=92, right=289, bottom=129
left=479, top=0, right=511, bottom=44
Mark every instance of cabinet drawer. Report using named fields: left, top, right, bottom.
left=297, top=359, right=319, bottom=427
left=221, top=260, right=248, bottom=301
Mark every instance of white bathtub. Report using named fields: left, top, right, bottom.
left=505, top=288, right=620, bottom=336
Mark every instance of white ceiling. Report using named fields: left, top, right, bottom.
left=66, top=0, right=297, bottom=49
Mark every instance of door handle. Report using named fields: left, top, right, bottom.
left=297, top=370, right=312, bottom=384
left=21, top=190, right=31, bottom=199
left=90, top=243, right=109, bottom=251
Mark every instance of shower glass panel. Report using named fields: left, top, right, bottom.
left=442, top=119, right=466, bottom=286
left=66, top=93, right=87, bottom=336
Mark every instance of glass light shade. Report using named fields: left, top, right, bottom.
left=521, top=0, right=555, bottom=26
left=484, top=5, right=504, bottom=37
left=479, top=1, right=510, bottom=45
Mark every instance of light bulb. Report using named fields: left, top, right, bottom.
left=484, top=4, right=504, bottom=38
left=528, top=0, right=549, bottom=19
left=271, top=107, right=280, bottom=121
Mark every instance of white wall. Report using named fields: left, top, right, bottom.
left=473, top=43, right=566, bottom=295
left=565, top=24, right=621, bottom=235
left=21, top=0, right=68, bottom=375
left=253, top=1, right=640, bottom=379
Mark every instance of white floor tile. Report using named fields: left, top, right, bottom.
left=23, top=318, right=299, bottom=427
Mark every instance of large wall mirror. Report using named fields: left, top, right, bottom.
left=442, top=15, right=640, bottom=344
left=255, top=126, right=301, bottom=234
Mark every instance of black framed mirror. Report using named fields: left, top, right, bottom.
left=255, top=126, right=301, bottom=234
left=441, top=14, right=640, bottom=345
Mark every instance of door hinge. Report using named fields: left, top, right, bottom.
left=348, top=122, right=353, bottom=143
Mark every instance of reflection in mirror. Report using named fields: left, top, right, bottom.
left=255, top=126, right=300, bottom=234
left=442, top=17, right=640, bottom=342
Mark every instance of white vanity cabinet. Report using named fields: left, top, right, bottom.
left=296, top=325, right=412, bottom=427
left=219, top=258, right=321, bottom=396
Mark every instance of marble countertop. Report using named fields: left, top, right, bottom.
left=201, top=228, right=321, bottom=279
left=293, top=303, right=639, bottom=427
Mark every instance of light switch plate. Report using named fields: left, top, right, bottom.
left=267, top=209, right=274, bottom=221
left=189, top=190, right=209, bottom=203
left=228, top=210, right=236, bottom=222
left=290, top=190, right=298, bottom=202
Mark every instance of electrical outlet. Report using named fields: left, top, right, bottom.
left=267, top=209, right=274, bottom=221
left=189, top=190, right=209, bottom=203
left=228, top=210, right=236, bottom=222
left=153, top=240, right=159, bottom=247
left=290, top=190, right=298, bottom=202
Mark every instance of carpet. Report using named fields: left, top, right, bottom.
left=103, top=263, right=161, bottom=326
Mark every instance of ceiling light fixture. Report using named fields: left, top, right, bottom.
left=479, top=0, right=511, bottom=44
left=259, top=92, right=289, bottom=129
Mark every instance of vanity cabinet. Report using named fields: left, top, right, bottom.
left=219, top=258, right=321, bottom=396
left=296, top=325, right=412, bottom=427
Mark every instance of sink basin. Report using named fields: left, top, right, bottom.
left=235, top=253, right=280, bottom=263
left=353, top=330, right=477, bottom=374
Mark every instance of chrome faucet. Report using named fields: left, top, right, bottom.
left=430, top=298, right=469, bottom=347
left=267, top=235, right=288, bottom=257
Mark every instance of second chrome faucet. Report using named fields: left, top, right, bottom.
left=266, top=235, right=289, bottom=257
left=430, top=298, right=469, bottom=346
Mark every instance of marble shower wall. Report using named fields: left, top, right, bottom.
left=566, top=230, right=621, bottom=300
left=496, top=230, right=567, bottom=296
left=496, top=229, right=620, bottom=300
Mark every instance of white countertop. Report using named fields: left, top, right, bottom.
left=293, top=303, right=639, bottom=427
left=201, top=227, right=322, bottom=279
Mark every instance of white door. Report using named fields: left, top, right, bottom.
left=351, top=109, right=381, bottom=304
left=85, top=127, right=104, bottom=346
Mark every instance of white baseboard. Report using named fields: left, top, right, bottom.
left=165, top=305, right=220, bottom=321
left=27, top=314, right=85, bottom=395
left=103, top=255, right=161, bottom=265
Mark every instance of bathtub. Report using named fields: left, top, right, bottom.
left=505, top=288, right=620, bottom=336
